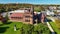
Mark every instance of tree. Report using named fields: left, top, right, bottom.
left=1, top=12, right=9, bottom=24
left=20, top=23, right=50, bottom=34
left=34, top=7, right=41, bottom=12
left=40, top=6, right=45, bottom=11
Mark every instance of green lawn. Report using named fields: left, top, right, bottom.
left=0, top=21, right=50, bottom=34
left=0, top=21, right=23, bottom=34
left=49, top=22, right=60, bottom=34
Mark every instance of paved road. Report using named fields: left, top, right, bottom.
left=47, top=17, right=58, bottom=22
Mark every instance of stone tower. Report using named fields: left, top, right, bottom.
left=23, top=6, right=34, bottom=24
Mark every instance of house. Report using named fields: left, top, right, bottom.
left=57, top=10, right=60, bottom=12
left=9, top=7, right=34, bottom=24
left=49, top=6, right=57, bottom=10
left=46, top=10, right=54, bottom=16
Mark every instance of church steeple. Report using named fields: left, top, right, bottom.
left=30, top=6, right=34, bottom=12
left=30, top=6, right=34, bottom=15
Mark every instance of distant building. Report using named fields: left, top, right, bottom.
left=57, top=6, right=60, bottom=9
left=45, top=9, right=54, bottom=16
left=0, top=14, right=3, bottom=20
left=49, top=6, right=57, bottom=10
left=1, top=12, right=7, bottom=17
left=57, top=10, right=60, bottom=12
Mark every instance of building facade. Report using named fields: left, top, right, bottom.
left=9, top=7, right=34, bottom=24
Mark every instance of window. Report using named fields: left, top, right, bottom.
left=11, top=17, right=23, bottom=19
left=11, top=17, right=14, bottom=18
left=25, top=20, right=30, bottom=22
left=18, top=17, right=23, bottom=19
left=25, top=16, right=30, bottom=18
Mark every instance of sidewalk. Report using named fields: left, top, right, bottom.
left=46, top=22, right=55, bottom=34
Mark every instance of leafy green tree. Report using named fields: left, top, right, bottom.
left=34, top=7, right=41, bottom=12
left=5, top=12, right=9, bottom=20
left=2, top=12, right=9, bottom=24
left=20, top=27, right=25, bottom=34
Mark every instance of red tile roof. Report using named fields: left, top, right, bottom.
left=10, top=13, right=23, bottom=17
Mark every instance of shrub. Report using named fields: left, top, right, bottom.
left=20, top=23, right=50, bottom=34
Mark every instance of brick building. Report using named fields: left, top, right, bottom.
left=9, top=7, right=34, bottom=24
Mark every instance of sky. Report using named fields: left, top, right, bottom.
left=0, top=0, right=60, bottom=4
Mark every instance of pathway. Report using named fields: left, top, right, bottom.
left=46, top=17, right=56, bottom=34
left=46, top=22, right=55, bottom=34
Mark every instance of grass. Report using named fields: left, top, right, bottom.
left=34, top=7, right=41, bottom=12
left=0, top=21, right=50, bottom=34
left=49, top=22, right=60, bottom=34
left=0, top=21, right=23, bottom=34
